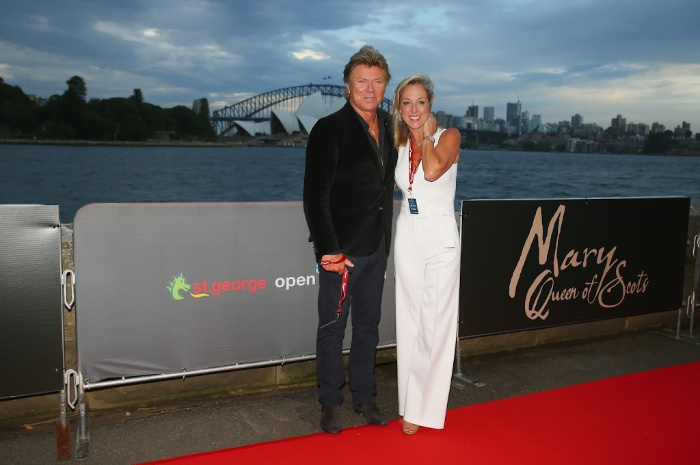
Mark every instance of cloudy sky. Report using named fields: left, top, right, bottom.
left=1, top=0, right=698, bottom=131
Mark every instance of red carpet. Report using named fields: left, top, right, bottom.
left=140, top=361, right=700, bottom=465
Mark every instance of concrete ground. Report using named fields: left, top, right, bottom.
left=1, top=328, right=699, bottom=465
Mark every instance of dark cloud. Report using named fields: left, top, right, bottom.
left=0, top=0, right=698, bottom=129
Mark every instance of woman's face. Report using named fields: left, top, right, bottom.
left=399, top=83, right=430, bottom=130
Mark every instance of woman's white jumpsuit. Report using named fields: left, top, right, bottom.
left=394, top=128, right=460, bottom=429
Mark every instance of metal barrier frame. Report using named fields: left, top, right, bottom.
left=658, top=234, right=700, bottom=344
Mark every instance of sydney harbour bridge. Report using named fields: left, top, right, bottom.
left=210, top=84, right=392, bottom=139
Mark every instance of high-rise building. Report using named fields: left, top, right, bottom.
left=651, top=122, right=665, bottom=133
left=572, top=114, right=583, bottom=128
left=506, top=102, right=522, bottom=135
left=675, top=121, right=692, bottom=136
left=466, top=105, right=479, bottom=119
left=435, top=111, right=450, bottom=128
left=611, top=114, right=626, bottom=132
left=483, top=106, right=495, bottom=123
left=453, top=116, right=469, bottom=130
left=532, top=114, right=542, bottom=130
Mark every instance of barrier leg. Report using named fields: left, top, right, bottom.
left=56, top=389, right=71, bottom=461
left=73, top=388, right=90, bottom=460
left=689, top=294, right=696, bottom=338
left=451, top=336, right=485, bottom=389
left=658, top=234, right=700, bottom=345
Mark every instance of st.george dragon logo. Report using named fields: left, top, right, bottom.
left=166, top=273, right=208, bottom=300
left=167, top=272, right=270, bottom=300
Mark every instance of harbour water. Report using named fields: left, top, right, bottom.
left=1, top=143, right=699, bottom=224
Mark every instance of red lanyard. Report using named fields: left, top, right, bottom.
left=320, top=255, right=348, bottom=324
left=408, top=133, right=422, bottom=196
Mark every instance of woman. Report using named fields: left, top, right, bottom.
left=392, top=74, right=461, bottom=435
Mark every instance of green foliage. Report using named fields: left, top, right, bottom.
left=194, top=98, right=210, bottom=120
left=643, top=131, right=676, bottom=154
left=131, top=89, right=144, bottom=104
left=0, top=79, right=39, bottom=138
left=165, top=105, right=217, bottom=141
left=65, top=76, right=87, bottom=100
left=0, top=76, right=216, bottom=142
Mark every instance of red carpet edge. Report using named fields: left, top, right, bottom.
left=139, top=361, right=700, bottom=465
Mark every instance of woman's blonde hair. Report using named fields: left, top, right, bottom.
left=392, top=74, right=435, bottom=149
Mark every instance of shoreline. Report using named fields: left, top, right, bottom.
left=0, top=138, right=247, bottom=148
left=0, top=137, right=311, bottom=149
left=2, top=138, right=699, bottom=156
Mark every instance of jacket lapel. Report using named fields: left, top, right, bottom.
left=343, top=102, right=385, bottom=178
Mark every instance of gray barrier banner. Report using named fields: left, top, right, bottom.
left=0, top=205, right=63, bottom=399
left=459, top=197, right=689, bottom=337
left=74, top=202, right=398, bottom=384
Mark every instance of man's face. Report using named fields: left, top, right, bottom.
left=345, top=65, right=387, bottom=115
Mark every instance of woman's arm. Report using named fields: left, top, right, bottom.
left=420, top=114, right=460, bottom=182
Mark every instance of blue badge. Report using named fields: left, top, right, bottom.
left=408, top=198, right=419, bottom=215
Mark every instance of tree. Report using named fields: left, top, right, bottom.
left=51, top=76, right=89, bottom=138
left=131, top=89, right=143, bottom=104
left=195, top=97, right=210, bottom=120
left=643, top=131, right=675, bottom=154
left=0, top=78, right=39, bottom=138
left=165, top=105, right=217, bottom=141
left=65, top=76, right=87, bottom=101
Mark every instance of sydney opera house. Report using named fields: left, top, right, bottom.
left=223, top=92, right=346, bottom=139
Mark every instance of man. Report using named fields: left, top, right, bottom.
left=303, top=45, right=397, bottom=434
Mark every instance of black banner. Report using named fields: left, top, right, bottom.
left=459, top=197, right=689, bottom=337
left=0, top=205, right=63, bottom=399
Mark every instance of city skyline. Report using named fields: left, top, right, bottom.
left=1, top=1, right=698, bottom=131
left=435, top=101, right=689, bottom=135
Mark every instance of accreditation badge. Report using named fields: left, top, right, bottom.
left=408, top=198, right=419, bottom=215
